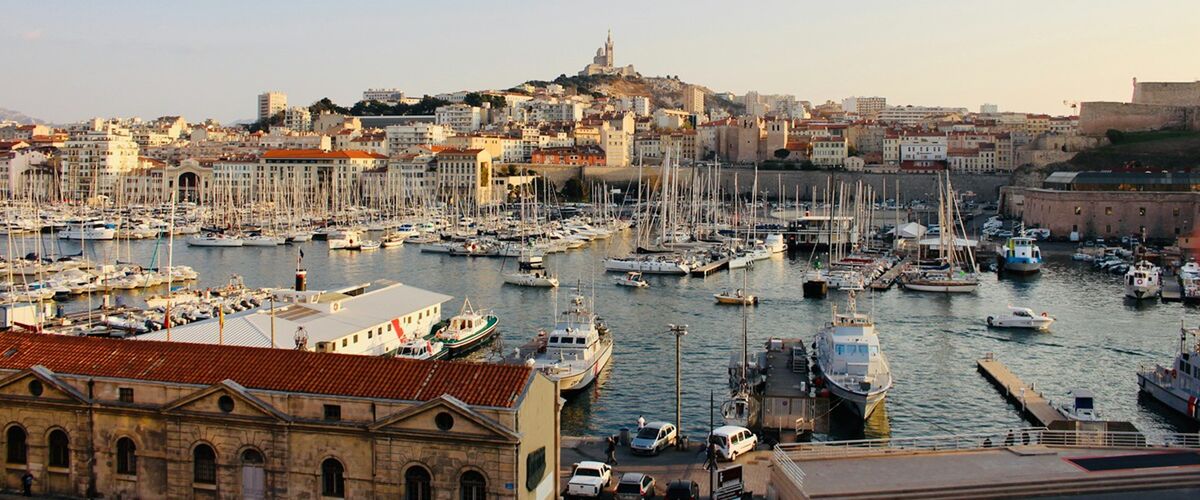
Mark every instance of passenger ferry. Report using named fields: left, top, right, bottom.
left=995, top=231, right=1042, bottom=273
left=1137, top=325, right=1200, bottom=423
left=813, top=293, right=893, bottom=419
left=1124, top=261, right=1161, bottom=300
left=528, top=290, right=613, bottom=393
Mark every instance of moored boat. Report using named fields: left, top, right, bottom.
left=527, top=290, right=613, bottom=393
left=1137, top=325, right=1200, bottom=423
left=813, top=292, right=893, bottom=419
left=435, top=298, right=499, bottom=356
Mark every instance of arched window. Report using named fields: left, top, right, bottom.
left=242, top=449, right=264, bottom=465
left=193, top=444, right=217, bottom=484
left=48, top=429, right=70, bottom=468
left=461, top=470, right=486, bottom=500
left=116, top=438, right=137, bottom=475
left=321, top=458, right=345, bottom=498
left=405, top=466, right=432, bottom=500
left=5, top=425, right=26, bottom=464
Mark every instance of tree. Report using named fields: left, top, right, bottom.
left=560, top=177, right=590, bottom=202
left=245, top=110, right=285, bottom=133
left=309, top=97, right=349, bottom=115
left=773, top=148, right=790, bottom=160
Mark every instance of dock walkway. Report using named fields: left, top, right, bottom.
left=869, top=257, right=910, bottom=290
left=690, top=257, right=729, bottom=277
left=976, top=354, right=1067, bottom=426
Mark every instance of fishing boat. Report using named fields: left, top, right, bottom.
left=186, top=233, right=244, bottom=247
left=613, top=271, right=649, bottom=288
left=715, top=289, right=757, bottom=306
left=527, top=289, right=613, bottom=393
left=381, top=233, right=406, bottom=248
left=1124, top=260, right=1161, bottom=300
left=1137, top=324, right=1200, bottom=423
left=435, top=298, right=499, bottom=356
left=995, top=229, right=1042, bottom=273
left=813, top=292, right=893, bottom=419
left=394, top=338, right=448, bottom=361
left=986, top=306, right=1054, bottom=331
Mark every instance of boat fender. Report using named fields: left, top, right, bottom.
left=987, top=316, right=994, bottom=326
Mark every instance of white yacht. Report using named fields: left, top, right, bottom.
left=58, top=221, right=116, bottom=240
left=527, top=290, right=613, bottom=393
left=1123, top=260, right=1161, bottom=300
left=604, top=256, right=691, bottom=275
left=328, top=230, right=363, bottom=250
left=1137, top=325, right=1200, bottom=424
left=813, top=293, right=893, bottom=419
left=986, top=306, right=1055, bottom=331
left=763, top=233, right=787, bottom=254
left=187, top=233, right=243, bottom=247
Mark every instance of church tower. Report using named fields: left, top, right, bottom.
left=604, top=30, right=614, bottom=67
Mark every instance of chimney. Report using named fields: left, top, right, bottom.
left=295, top=270, right=307, bottom=292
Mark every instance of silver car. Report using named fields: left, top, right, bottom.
left=629, top=422, right=677, bottom=456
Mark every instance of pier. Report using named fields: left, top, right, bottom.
left=690, top=256, right=730, bottom=277
left=1162, top=275, right=1182, bottom=302
left=976, top=354, right=1067, bottom=426
left=869, top=256, right=910, bottom=290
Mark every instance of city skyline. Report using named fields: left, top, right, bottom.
left=2, top=0, right=1198, bottom=123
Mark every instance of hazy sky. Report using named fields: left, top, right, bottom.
left=3, top=0, right=1197, bottom=123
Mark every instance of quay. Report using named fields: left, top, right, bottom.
left=869, top=256, right=910, bottom=290
left=1162, top=274, right=1183, bottom=301
left=976, top=354, right=1067, bottom=427
left=690, top=256, right=730, bottom=277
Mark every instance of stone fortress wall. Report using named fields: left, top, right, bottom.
left=1080, top=80, right=1200, bottom=136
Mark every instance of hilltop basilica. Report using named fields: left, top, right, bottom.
left=579, top=31, right=638, bottom=77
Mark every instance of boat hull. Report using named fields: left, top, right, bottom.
left=1137, top=371, right=1200, bottom=423
left=551, top=340, right=614, bottom=394
left=503, top=273, right=559, bottom=287
left=826, top=381, right=888, bottom=420
left=902, top=281, right=978, bottom=293
left=998, top=258, right=1041, bottom=274
left=604, top=259, right=690, bottom=275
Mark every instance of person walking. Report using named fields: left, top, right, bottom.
left=605, top=436, right=619, bottom=466
left=637, top=415, right=646, bottom=430
left=21, top=470, right=34, bottom=497
left=703, top=442, right=718, bottom=471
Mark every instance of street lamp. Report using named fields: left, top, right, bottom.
left=668, top=323, right=688, bottom=448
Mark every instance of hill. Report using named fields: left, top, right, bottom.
left=521, top=74, right=743, bottom=116
left=0, top=107, right=45, bottom=125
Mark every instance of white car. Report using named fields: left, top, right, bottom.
left=630, top=422, right=677, bottom=456
left=567, top=461, right=613, bottom=498
left=708, top=425, right=757, bottom=461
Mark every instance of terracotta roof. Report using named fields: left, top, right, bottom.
left=436, top=148, right=485, bottom=156
left=0, top=332, right=533, bottom=408
left=262, top=149, right=386, bottom=160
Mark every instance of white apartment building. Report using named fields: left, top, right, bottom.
left=811, top=137, right=848, bottom=167
left=362, top=88, right=405, bottom=103
left=0, top=145, right=47, bottom=199
left=60, top=124, right=141, bottom=199
left=842, top=96, right=887, bottom=117
left=900, top=134, right=948, bottom=162
left=878, top=106, right=967, bottom=125
left=257, top=91, right=287, bottom=122
left=211, top=158, right=258, bottom=204
left=948, top=143, right=997, bottom=173
left=282, top=107, right=312, bottom=132
left=435, top=149, right=493, bottom=205
left=385, top=123, right=449, bottom=150
left=434, top=104, right=483, bottom=133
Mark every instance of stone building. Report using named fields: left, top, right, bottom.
left=0, top=332, right=558, bottom=499
left=578, top=31, right=637, bottom=77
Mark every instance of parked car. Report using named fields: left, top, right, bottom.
left=567, top=461, right=613, bottom=498
left=708, top=425, right=758, bottom=461
left=664, top=480, right=701, bottom=500
left=630, top=422, right=677, bottom=456
left=615, top=472, right=656, bottom=499
left=995, top=230, right=1013, bottom=238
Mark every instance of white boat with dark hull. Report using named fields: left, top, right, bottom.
left=1137, top=325, right=1200, bottom=423
left=187, top=233, right=244, bottom=247
left=813, top=293, right=893, bottom=419
left=986, top=306, right=1055, bottom=331
left=604, top=257, right=691, bottom=275
left=434, top=298, right=499, bottom=356
left=58, top=221, right=117, bottom=240
left=995, top=232, right=1042, bottom=273
left=1124, top=261, right=1161, bottom=300
left=613, top=272, right=649, bottom=288
left=528, top=291, right=613, bottom=393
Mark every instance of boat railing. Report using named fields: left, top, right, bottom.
left=774, top=428, right=1200, bottom=461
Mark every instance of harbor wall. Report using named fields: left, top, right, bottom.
left=514, top=164, right=1012, bottom=202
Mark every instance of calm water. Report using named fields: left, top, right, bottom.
left=6, top=234, right=1199, bottom=440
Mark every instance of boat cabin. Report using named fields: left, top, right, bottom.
left=824, top=313, right=882, bottom=377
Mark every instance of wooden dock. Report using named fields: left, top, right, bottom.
left=977, top=354, right=1067, bottom=426
left=869, top=257, right=911, bottom=290
left=690, top=257, right=730, bottom=277
left=1161, top=275, right=1182, bottom=302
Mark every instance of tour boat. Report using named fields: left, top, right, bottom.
left=435, top=298, right=500, bottom=356
left=1124, top=260, right=1161, bottom=300
left=394, top=338, right=448, bottom=361
left=58, top=221, right=116, bottom=240
left=813, top=292, right=893, bottom=419
left=986, top=306, right=1054, bottom=331
left=527, top=290, right=613, bottom=393
left=995, top=231, right=1042, bottom=273
left=613, top=271, right=649, bottom=288
left=1137, top=325, right=1200, bottom=424
left=187, top=233, right=244, bottom=247
left=714, top=289, right=758, bottom=306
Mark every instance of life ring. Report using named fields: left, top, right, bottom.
left=1137, top=279, right=1144, bottom=285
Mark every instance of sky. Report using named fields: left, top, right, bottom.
left=2, top=0, right=1198, bottom=124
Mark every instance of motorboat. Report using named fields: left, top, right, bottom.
left=986, top=306, right=1054, bottom=331
left=813, top=292, right=893, bottom=419
left=243, top=234, right=284, bottom=246
left=613, top=271, right=649, bottom=288
left=715, top=289, right=758, bottom=306
left=1179, top=261, right=1200, bottom=304
left=328, top=230, right=363, bottom=250
left=187, top=233, right=243, bottom=247
left=381, top=233, right=406, bottom=248
left=393, top=338, right=448, bottom=361
left=435, top=298, right=499, bottom=356
left=359, top=240, right=381, bottom=251
left=1058, top=389, right=1100, bottom=421
left=1137, top=325, right=1200, bottom=424
left=763, top=233, right=787, bottom=254
left=1123, top=260, right=1161, bottom=300
left=58, top=221, right=116, bottom=240
left=526, top=289, right=613, bottom=393
left=995, top=232, right=1042, bottom=273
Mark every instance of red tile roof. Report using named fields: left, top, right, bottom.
left=262, top=149, right=386, bottom=160
left=0, top=332, right=533, bottom=408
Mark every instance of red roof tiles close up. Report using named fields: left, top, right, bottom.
left=0, top=332, right=533, bottom=408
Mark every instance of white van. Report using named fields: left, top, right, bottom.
left=707, top=425, right=757, bottom=461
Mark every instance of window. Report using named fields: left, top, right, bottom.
left=461, top=471, right=487, bottom=500
left=435, top=412, right=455, bottom=431
left=119, top=387, right=134, bottom=403
left=28, top=380, right=43, bottom=397
left=324, top=404, right=342, bottom=422
left=218, top=395, right=235, bottom=413
left=406, top=466, right=432, bottom=500
left=354, top=335, right=358, bottom=343
left=1105, top=207, right=1112, bottom=215
left=48, top=429, right=69, bottom=468
left=1174, top=208, right=1181, bottom=217
left=342, top=339, right=347, bottom=347
left=6, top=426, right=26, bottom=464
left=117, top=438, right=137, bottom=475
left=1073, top=206, right=1081, bottom=215
left=193, top=444, right=217, bottom=484
left=322, top=458, right=345, bottom=498
left=1139, top=207, right=1146, bottom=216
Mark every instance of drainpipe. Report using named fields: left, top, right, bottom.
left=86, top=378, right=97, bottom=498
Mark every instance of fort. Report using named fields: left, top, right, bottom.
left=1080, top=79, right=1200, bottom=135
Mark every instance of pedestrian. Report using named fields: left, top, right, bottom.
left=21, top=470, right=33, bottom=497
left=703, top=442, right=717, bottom=470
left=605, top=436, right=619, bottom=466
left=637, top=415, right=646, bottom=430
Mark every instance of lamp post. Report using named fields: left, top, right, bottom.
left=668, top=323, right=688, bottom=446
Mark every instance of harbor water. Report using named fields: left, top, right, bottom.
left=6, top=234, right=1199, bottom=440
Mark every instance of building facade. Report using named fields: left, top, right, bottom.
left=257, top=92, right=288, bottom=122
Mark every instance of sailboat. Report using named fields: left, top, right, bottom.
left=722, top=270, right=756, bottom=427
left=900, top=172, right=979, bottom=293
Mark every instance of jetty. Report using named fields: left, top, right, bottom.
left=976, top=353, right=1067, bottom=426
left=870, top=257, right=910, bottom=290
left=1162, top=275, right=1182, bottom=302
left=690, top=256, right=729, bottom=277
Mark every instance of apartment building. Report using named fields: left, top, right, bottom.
left=59, top=123, right=141, bottom=200
left=257, top=91, right=287, bottom=122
